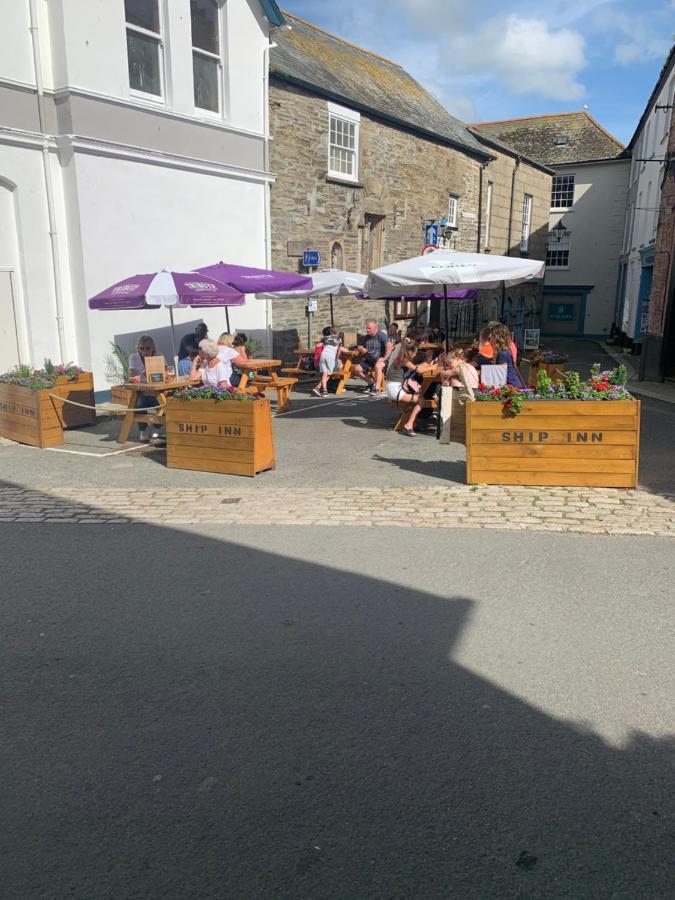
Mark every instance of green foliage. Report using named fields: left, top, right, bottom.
left=245, top=338, right=264, bottom=358
left=610, top=363, right=628, bottom=387
left=564, top=370, right=582, bottom=399
left=104, top=342, right=130, bottom=385
left=590, top=362, right=601, bottom=378
left=536, top=368, right=552, bottom=393
left=43, top=358, right=54, bottom=376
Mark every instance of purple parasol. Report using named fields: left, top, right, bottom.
left=196, top=262, right=312, bottom=295
left=88, top=269, right=245, bottom=310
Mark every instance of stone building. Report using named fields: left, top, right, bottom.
left=473, top=112, right=629, bottom=338
left=268, top=14, right=550, bottom=357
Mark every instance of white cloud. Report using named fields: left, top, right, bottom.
left=443, top=15, right=587, bottom=101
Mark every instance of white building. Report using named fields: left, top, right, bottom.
left=474, top=112, right=628, bottom=338
left=615, top=49, right=675, bottom=352
left=0, top=0, right=284, bottom=391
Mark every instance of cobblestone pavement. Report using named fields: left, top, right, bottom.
left=1, top=485, right=673, bottom=536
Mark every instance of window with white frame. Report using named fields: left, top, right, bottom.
left=328, top=103, right=360, bottom=181
left=551, top=174, right=574, bottom=209
left=484, top=181, right=493, bottom=248
left=546, top=226, right=571, bottom=268
left=520, top=194, right=533, bottom=252
left=448, top=193, right=459, bottom=228
left=191, top=0, right=221, bottom=113
left=125, top=0, right=163, bottom=97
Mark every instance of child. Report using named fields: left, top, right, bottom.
left=439, top=347, right=479, bottom=389
left=312, top=326, right=342, bottom=397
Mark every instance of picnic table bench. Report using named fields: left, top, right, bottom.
left=389, top=366, right=440, bottom=432
left=117, top=378, right=191, bottom=444
left=282, top=347, right=357, bottom=395
left=238, top=359, right=296, bottom=413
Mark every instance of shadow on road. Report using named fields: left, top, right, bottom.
left=0, top=478, right=673, bottom=898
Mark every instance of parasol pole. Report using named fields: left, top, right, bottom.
left=443, top=284, right=450, bottom=354
left=168, top=305, right=178, bottom=367
left=225, top=306, right=231, bottom=333
left=330, top=293, right=335, bottom=327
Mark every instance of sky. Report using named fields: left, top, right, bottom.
left=280, top=0, right=675, bottom=145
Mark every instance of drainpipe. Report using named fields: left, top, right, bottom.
left=505, top=156, right=521, bottom=257
left=262, top=37, right=278, bottom=356
left=476, top=162, right=487, bottom=253
left=29, top=0, right=67, bottom=363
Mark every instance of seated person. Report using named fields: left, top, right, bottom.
left=229, top=333, right=250, bottom=387
left=217, top=332, right=249, bottom=385
left=385, top=339, right=419, bottom=404
left=128, top=335, right=161, bottom=442
left=478, top=322, right=519, bottom=369
left=439, top=348, right=480, bottom=389
left=177, top=349, right=198, bottom=378
left=478, top=323, right=524, bottom=388
left=191, top=339, right=231, bottom=388
left=178, top=323, right=208, bottom=361
left=352, top=319, right=393, bottom=394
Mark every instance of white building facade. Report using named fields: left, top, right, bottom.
left=615, top=51, right=675, bottom=350
left=0, top=0, right=284, bottom=390
left=545, top=158, right=629, bottom=337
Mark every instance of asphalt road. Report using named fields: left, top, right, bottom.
left=2, top=520, right=674, bottom=899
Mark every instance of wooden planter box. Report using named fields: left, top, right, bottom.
left=166, top=397, right=275, bottom=477
left=0, top=373, right=95, bottom=448
left=466, top=398, right=640, bottom=487
left=522, top=360, right=567, bottom=387
left=110, top=384, right=133, bottom=406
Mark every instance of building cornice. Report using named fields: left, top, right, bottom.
left=59, top=134, right=275, bottom=184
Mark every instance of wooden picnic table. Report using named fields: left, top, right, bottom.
left=417, top=342, right=443, bottom=351
left=238, top=359, right=296, bottom=412
left=117, top=378, right=191, bottom=444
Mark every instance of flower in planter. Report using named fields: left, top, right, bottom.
left=173, top=384, right=255, bottom=402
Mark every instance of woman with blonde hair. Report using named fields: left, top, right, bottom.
left=215, top=332, right=248, bottom=384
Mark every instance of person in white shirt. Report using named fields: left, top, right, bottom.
left=191, top=339, right=231, bottom=388
left=216, top=332, right=248, bottom=384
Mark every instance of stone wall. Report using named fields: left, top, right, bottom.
left=269, top=79, right=484, bottom=357
left=269, top=79, right=550, bottom=358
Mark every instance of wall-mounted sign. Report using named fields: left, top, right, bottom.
left=307, top=299, right=318, bottom=313
left=303, top=250, right=321, bottom=267
left=547, top=303, right=575, bottom=321
left=424, top=223, right=438, bottom=246
left=523, top=328, right=540, bottom=350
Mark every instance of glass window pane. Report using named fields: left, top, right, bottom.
left=125, top=0, right=159, bottom=33
left=191, top=0, right=219, bottom=54
left=193, top=53, right=219, bottom=111
left=127, top=30, right=161, bottom=95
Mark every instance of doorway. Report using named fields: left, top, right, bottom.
left=363, top=214, right=385, bottom=273
left=0, top=271, right=20, bottom=368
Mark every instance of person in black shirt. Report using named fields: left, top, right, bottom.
left=178, top=323, right=208, bottom=361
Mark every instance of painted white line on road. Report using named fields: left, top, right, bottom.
left=45, top=443, right=152, bottom=458
left=275, top=393, right=385, bottom=418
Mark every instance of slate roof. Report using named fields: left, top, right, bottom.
left=271, top=13, right=491, bottom=160
left=467, top=127, right=555, bottom=175
left=471, top=111, right=625, bottom=166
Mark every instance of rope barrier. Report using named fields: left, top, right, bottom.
left=48, top=394, right=163, bottom=415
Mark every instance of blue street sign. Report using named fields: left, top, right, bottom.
left=303, top=250, right=321, bottom=267
left=425, top=223, right=438, bottom=246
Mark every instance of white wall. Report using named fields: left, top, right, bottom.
left=0, top=1, right=35, bottom=86
left=70, top=151, right=268, bottom=386
left=45, top=0, right=269, bottom=134
left=547, top=159, right=629, bottom=335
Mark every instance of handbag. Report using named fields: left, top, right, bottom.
left=480, top=363, right=507, bottom=387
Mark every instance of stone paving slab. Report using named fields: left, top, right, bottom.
left=1, top=485, right=673, bottom=536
